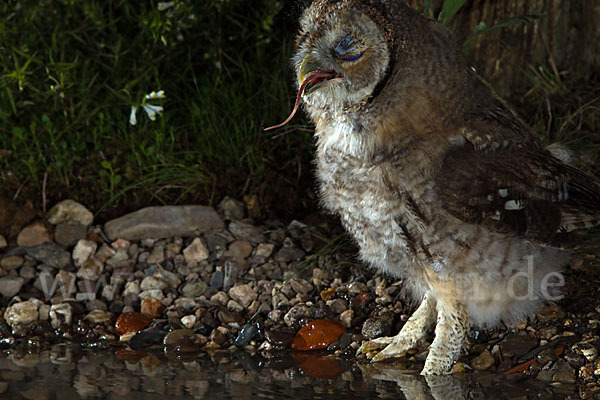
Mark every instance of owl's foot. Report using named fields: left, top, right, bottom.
left=363, top=293, right=469, bottom=376
left=420, top=300, right=468, bottom=375
left=360, top=294, right=436, bottom=361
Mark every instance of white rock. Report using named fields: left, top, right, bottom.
left=76, top=257, right=104, bottom=281
left=47, top=199, right=94, bottom=226
left=73, top=239, right=97, bottom=267
left=181, top=315, right=197, bottom=329
left=140, top=276, right=168, bottom=291
left=138, top=289, right=164, bottom=300
left=254, top=243, right=275, bottom=258
left=183, top=237, right=209, bottom=264
left=85, top=310, right=113, bottom=325
left=340, top=309, right=354, bottom=328
left=227, top=299, right=244, bottom=312
left=123, top=281, right=141, bottom=296
left=4, top=301, right=39, bottom=326
left=50, top=303, right=73, bottom=329
left=228, top=284, right=257, bottom=308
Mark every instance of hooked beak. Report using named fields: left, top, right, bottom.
left=298, top=54, right=343, bottom=94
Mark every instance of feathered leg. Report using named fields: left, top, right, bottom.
left=421, top=299, right=468, bottom=375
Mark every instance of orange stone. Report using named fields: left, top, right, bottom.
left=291, top=319, right=346, bottom=351
left=115, top=312, right=152, bottom=335
left=140, top=297, right=165, bottom=318
left=292, top=352, right=343, bottom=379
left=319, top=287, right=336, bottom=301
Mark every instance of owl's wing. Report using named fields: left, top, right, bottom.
left=436, top=128, right=600, bottom=246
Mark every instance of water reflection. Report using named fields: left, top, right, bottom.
left=0, top=345, right=577, bottom=399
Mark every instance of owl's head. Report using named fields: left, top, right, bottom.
left=278, top=0, right=472, bottom=135
left=292, top=0, right=392, bottom=116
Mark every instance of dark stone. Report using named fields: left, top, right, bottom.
left=235, top=323, right=259, bottom=346
left=265, top=329, right=294, bottom=348
left=54, top=223, right=87, bottom=248
left=209, top=270, right=224, bottom=290
left=25, top=242, right=71, bottom=269
left=129, top=329, right=167, bottom=350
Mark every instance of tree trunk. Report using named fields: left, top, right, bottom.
left=406, top=0, right=600, bottom=96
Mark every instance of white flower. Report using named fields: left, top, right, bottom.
left=143, top=104, right=163, bottom=121
left=158, top=2, right=175, bottom=11
left=129, top=106, right=138, bottom=126
left=129, top=90, right=166, bottom=125
left=144, top=90, right=166, bottom=100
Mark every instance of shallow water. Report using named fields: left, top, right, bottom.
left=0, top=344, right=578, bottom=399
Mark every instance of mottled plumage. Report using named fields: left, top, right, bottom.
left=279, top=0, right=600, bottom=374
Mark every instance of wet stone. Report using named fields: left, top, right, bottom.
left=47, top=199, right=94, bottom=226
left=499, top=334, right=539, bottom=358
left=84, top=310, right=113, bottom=325
left=361, top=312, right=394, bottom=340
left=4, top=301, right=38, bottom=326
left=115, top=312, right=152, bottom=335
left=472, top=350, right=495, bottom=370
left=553, top=359, right=576, bottom=384
left=130, top=329, right=167, bottom=350
left=26, top=242, right=71, bottom=269
left=284, top=304, right=310, bottom=327
left=235, top=323, right=260, bottom=346
left=49, top=303, right=72, bottom=328
left=292, top=319, right=346, bottom=351
left=164, top=328, right=196, bottom=346
left=17, top=221, right=53, bottom=247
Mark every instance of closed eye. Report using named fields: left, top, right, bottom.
left=334, top=37, right=363, bottom=62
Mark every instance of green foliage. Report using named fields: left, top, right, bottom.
left=437, top=0, right=466, bottom=26
left=0, top=0, right=304, bottom=213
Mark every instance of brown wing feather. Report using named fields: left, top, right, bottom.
left=436, top=139, right=600, bottom=246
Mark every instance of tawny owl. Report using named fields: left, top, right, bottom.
left=267, top=0, right=600, bottom=375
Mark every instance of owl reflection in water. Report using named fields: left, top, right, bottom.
left=266, top=0, right=600, bottom=374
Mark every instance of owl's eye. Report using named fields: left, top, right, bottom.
left=334, top=37, right=363, bottom=62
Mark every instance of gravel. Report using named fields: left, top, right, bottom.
left=0, top=197, right=598, bottom=397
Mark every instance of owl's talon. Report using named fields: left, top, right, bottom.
left=368, top=294, right=436, bottom=363
left=358, top=336, right=394, bottom=354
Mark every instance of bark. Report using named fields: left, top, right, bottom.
left=406, top=0, right=600, bottom=96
